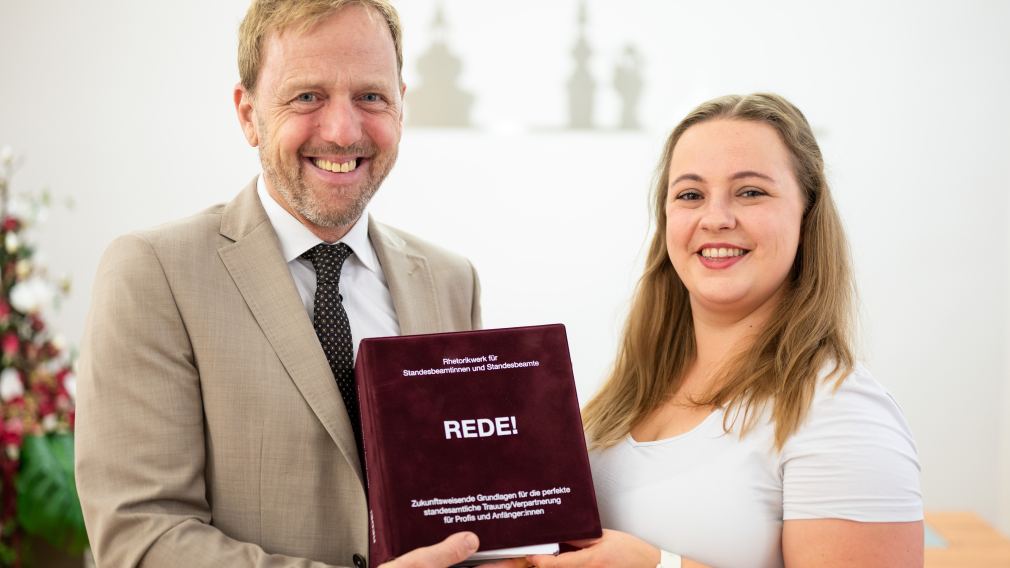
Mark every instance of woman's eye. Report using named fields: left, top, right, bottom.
left=740, top=187, right=766, bottom=198
left=676, top=190, right=702, bottom=201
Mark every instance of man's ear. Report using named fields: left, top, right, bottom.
left=234, top=83, right=259, bottom=147
left=398, top=81, right=407, bottom=126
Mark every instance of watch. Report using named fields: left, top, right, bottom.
left=657, top=549, right=683, bottom=568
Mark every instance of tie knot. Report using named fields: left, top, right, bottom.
left=303, top=243, right=353, bottom=284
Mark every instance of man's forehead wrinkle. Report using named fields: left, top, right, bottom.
left=262, top=37, right=396, bottom=90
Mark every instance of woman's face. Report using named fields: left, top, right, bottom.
left=665, top=119, right=806, bottom=321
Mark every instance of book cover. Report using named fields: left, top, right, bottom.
left=355, top=324, right=601, bottom=565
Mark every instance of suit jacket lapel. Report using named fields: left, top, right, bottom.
left=217, top=181, right=364, bottom=484
left=368, top=217, right=442, bottom=335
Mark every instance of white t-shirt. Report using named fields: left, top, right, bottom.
left=589, top=364, right=922, bottom=568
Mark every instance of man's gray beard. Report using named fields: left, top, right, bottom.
left=265, top=161, right=375, bottom=229
left=259, top=142, right=396, bottom=230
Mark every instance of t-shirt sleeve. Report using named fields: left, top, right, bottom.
left=780, top=365, right=923, bottom=522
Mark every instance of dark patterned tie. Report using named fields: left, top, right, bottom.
left=303, top=243, right=363, bottom=460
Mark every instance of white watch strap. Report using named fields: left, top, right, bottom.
left=658, top=549, right=683, bottom=568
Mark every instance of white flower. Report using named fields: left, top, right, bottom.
left=0, top=146, right=12, bottom=166
left=51, top=333, right=67, bottom=352
left=41, top=414, right=58, bottom=432
left=9, top=277, right=54, bottom=313
left=0, top=368, right=24, bottom=402
left=9, top=281, right=34, bottom=313
left=4, top=231, right=18, bottom=254
left=63, top=371, right=76, bottom=401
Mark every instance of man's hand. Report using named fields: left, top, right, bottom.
left=380, top=532, right=527, bottom=568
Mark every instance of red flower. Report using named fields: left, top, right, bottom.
left=32, top=379, right=52, bottom=397
left=1, top=217, right=19, bottom=232
left=37, top=400, right=56, bottom=417
left=1, top=333, right=18, bottom=356
left=42, top=341, right=62, bottom=359
left=29, top=314, right=45, bottom=333
left=0, top=301, right=9, bottom=320
left=0, top=455, right=17, bottom=474
left=0, top=419, right=22, bottom=448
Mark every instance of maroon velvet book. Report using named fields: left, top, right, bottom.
left=355, top=324, right=601, bottom=565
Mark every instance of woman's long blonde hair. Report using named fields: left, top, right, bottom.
left=583, top=93, right=854, bottom=451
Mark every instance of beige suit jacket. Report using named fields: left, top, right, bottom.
left=75, top=181, right=482, bottom=567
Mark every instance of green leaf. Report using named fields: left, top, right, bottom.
left=15, top=434, right=89, bottom=554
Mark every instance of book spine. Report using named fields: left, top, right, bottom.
left=359, top=345, right=394, bottom=564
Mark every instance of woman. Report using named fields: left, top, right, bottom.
left=530, top=94, right=922, bottom=567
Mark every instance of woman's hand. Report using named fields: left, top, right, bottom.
left=379, top=532, right=527, bottom=568
left=526, top=529, right=661, bottom=568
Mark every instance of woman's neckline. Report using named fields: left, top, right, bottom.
left=625, top=407, right=723, bottom=447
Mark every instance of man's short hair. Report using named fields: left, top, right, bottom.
left=238, top=0, right=403, bottom=93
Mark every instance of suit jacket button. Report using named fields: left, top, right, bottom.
left=353, top=553, right=367, bottom=568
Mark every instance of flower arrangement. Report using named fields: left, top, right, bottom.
left=0, top=146, right=85, bottom=566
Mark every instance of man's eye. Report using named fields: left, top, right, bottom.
left=361, top=93, right=382, bottom=103
left=295, top=93, right=318, bottom=103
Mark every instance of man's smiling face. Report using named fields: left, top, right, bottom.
left=237, top=4, right=405, bottom=240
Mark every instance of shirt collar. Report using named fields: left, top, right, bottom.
left=256, top=175, right=381, bottom=273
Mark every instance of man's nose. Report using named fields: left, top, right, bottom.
left=318, top=99, right=362, bottom=147
left=699, top=198, right=736, bottom=231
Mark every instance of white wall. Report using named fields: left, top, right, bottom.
left=1003, top=179, right=1010, bottom=534
left=2, top=0, right=1009, bottom=533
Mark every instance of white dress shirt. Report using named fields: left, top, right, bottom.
left=256, top=176, right=400, bottom=358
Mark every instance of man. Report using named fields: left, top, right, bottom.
left=75, top=1, right=512, bottom=566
